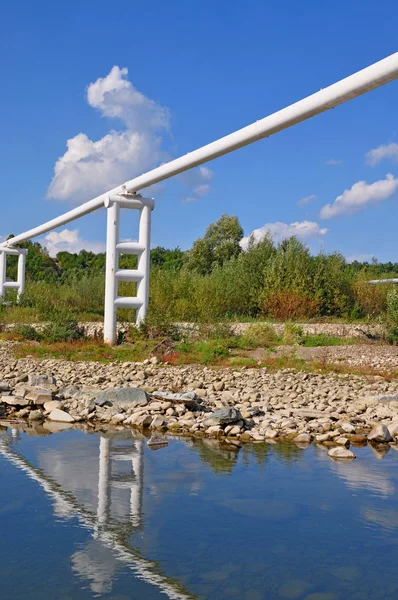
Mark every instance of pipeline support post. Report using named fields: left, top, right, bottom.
left=103, top=195, right=154, bottom=345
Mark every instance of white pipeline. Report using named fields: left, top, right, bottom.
left=2, top=52, right=398, bottom=248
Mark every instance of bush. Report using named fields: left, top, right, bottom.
left=13, top=324, right=42, bottom=341
left=262, top=290, right=318, bottom=320
left=282, top=323, right=303, bottom=344
left=240, top=323, right=279, bottom=348
left=354, top=277, right=391, bottom=318
left=385, top=287, right=398, bottom=343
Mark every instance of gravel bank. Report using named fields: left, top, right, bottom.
left=1, top=342, right=398, bottom=460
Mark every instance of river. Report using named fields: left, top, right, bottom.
left=0, top=426, right=397, bottom=599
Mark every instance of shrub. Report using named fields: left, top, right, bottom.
left=262, top=290, right=318, bottom=320
left=240, top=323, right=279, bottom=348
left=13, top=324, right=42, bottom=341
left=354, top=277, right=391, bottom=318
left=385, top=287, right=398, bottom=343
left=282, top=323, right=303, bottom=344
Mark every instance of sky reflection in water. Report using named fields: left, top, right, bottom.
left=0, top=425, right=398, bottom=600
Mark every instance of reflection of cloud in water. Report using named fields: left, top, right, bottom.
left=317, top=450, right=395, bottom=497
left=361, top=507, right=398, bottom=532
left=72, top=539, right=119, bottom=594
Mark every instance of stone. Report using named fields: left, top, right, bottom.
left=1, top=395, right=29, bottom=407
left=328, top=447, right=356, bottom=459
left=202, top=408, right=241, bottom=427
left=368, top=424, right=393, bottom=443
left=0, top=382, right=10, bottom=392
left=294, top=433, right=311, bottom=443
left=48, top=408, right=75, bottom=423
left=387, top=420, right=398, bottom=436
left=264, top=429, right=278, bottom=439
left=150, top=356, right=160, bottom=365
left=95, top=387, right=149, bottom=408
left=293, top=409, right=328, bottom=420
left=147, top=433, right=168, bottom=449
left=28, top=374, right=56, bottom=388
left=134, top=414, right=152, bottom=428
left=350, top=434, right=367, bottom=445
left=151, top=391, right=198, bottom=408
left=335, top=436, right=350, bottom=447
left=43, top=400, right=63, bottom=412
left=341, top=422, right=356, bottom=434
left=151, top=415, right=166, bottom=429
left=28, top=410, right=44, bottom=422
left=25, top=390, right=53, bottom=406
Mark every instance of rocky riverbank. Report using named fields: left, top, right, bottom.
left=1, top=342, right=398, bottom=460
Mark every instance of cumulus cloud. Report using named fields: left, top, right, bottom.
left=240, top=220, right=328, bottom=249
left=320, top=174, right=398, bottom=219
left=326, top=159, right=343, bottom=165
left=42, top=229, right=106, bottom=256
left=366, top=143, right=398, bottom=166
left=297, top=194, right=316, bottom=208
left=47, top=66, right=212, bottom=204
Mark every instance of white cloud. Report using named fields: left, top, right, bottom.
left=47, top=66, right=212, bottom=204
left=320, top=174, right=398, bottom=219
left=297, top=194, right=316, bottom=207
left=42, top=229, right=106, bottom=256
left=326, top=159, right=343, bottom=165
left=183, top=183, right=212, bottom=204
left=366, top=143, right=398, bottom=166
left=240, top=220, right=328, bottom=249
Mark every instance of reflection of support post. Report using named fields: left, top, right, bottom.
left=97, top=437, right=111, bottom=525
left=130, top=440, right=144, bottom=527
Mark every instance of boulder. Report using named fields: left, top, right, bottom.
left=48, top=408, right=75, bottom=423
left=44, top=400, right=63, bottom=412
left=1, top=395, right=29, bottom=407
left=25, top=390, right=53, bottom=406
left=202, top=407, right=241, bottom=427
left=28, top=374, right=56, bottom=388
left=294, top=433, right=312, bottom=444
left=151, top=391, right=198, bottom=408
left=28, top=410, right=44, bottom=422
left=95, top=387, right=149, bottom=408
left=368, top=424, right=393, bottom=443
left=328, top=447, right=356, bottom=459
left=0, top=382, right=10, bottom=392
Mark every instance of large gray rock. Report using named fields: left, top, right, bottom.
left=95, top=387, right=149, bottom=408
left=48, top=408, right=75, bottom=423
left=368, top=424, right=393, bottom=443
left=25, top=390, right=53, bottom=406
left=202, top=407, right=241, bottom=427
left=28, top=374, right=56, bottom=388
left=328, top=447, right=356, bottom=459
left=0, top=382, right=10, bottom=392
left=151, top=391, right=198, bottom=408
left=293, top=409, right=329, bottom=420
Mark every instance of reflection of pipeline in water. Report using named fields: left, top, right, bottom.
left=0, top=434, right=195, bottom=600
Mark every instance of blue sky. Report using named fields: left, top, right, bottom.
left=1, top=0, right=397, bottom=261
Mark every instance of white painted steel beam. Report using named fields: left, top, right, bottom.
left=114, top=296, right=143, bottom=309
left=2, top=52, right=398, bottom=249
left=116, top=242, right=145, bottom=255
left=116, top=269, right=145, bottom=282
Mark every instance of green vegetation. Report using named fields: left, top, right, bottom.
left=1, top=214, right=398, bottom=328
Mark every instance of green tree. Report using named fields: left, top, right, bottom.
left=185, top=214, right=244, bottom=274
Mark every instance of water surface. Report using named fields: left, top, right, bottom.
left=0, top=425, right=397, bottom=600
